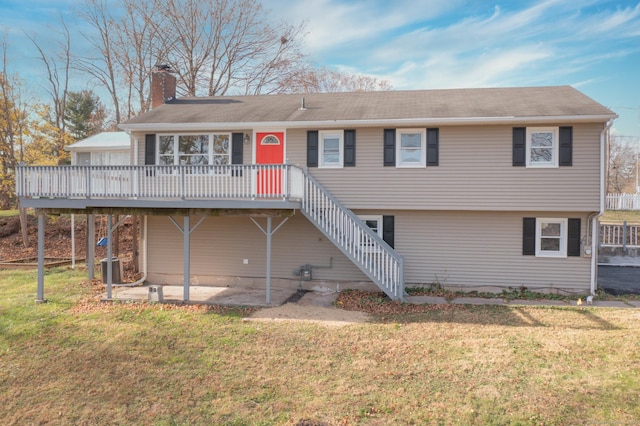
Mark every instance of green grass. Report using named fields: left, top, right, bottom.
left=601, top=210, right=640, bottom=223
left=2, top=268, right=640, bottom=425
left=0, top=209, right=19, bottom=217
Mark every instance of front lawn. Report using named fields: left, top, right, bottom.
left=1, top=268, right=639, bottom=425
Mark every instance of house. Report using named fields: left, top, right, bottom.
left=65, top=131, right=131, bottom=166
left=17, top=67, right=617, bottom=303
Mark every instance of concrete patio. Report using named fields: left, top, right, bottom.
left=102, top=284, right=640, bottom=309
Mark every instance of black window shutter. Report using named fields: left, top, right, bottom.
left=231, top=132, right=244, bottom=176
left=513, top=127, right=526, bottom=167
left=382, top=215, right=394, bottom=249
left=427, top=128, right=439, bottom=166
left=567, top=218, right=581, bottom=257
left=559, top=126, right=573, bottom=166
left=344, top=129, right=356, bottom=167
left=145, top=134, right=156, bottom=165
left=523, top=217, right=536, bottom=255
left=307, top=130, right=318, bottom=167
left=231, top=133, right=243, bottom=164
left=383, top=129, right=395, bottom=166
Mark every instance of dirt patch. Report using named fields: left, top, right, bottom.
left=247, top=289, right=466, bottom=325
left=0, top=213, right=138, bottom=281
left=247, top=302, right=372, bottom=327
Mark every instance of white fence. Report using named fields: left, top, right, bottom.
left=606, top=193, right=640, bottom=210
left=16, top=164, right=305, bottom=201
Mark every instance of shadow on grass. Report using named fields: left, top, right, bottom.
left=374, top=304, right=622, bottom=330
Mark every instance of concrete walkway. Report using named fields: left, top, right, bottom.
left=106, top=284, right=640, bottom=309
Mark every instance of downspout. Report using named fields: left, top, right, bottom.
left=590, top=119, right=614, bottom=295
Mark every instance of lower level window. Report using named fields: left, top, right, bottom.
left=536, top=218, right=567, bottom=257
left=359, top=215, right=382, bottom=250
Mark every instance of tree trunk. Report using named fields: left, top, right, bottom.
left=113, top=214, right=120, bottom=257
left=132, top=215, right=139, bottom=273
left=19, top=206, right=29, bottom=248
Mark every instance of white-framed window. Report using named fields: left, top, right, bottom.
left=536, top=218, right=568, bottom=257
left=359, top=215, right=383, bottom=251
left=526, top=127, right=558, bottom=168
left=360, top=215, right=383, bottom=237
left=319, top=130, right=343, bottom=168
left=396, top=128, right=426, bottom=167
left=157, top=133, right=230, bottom=171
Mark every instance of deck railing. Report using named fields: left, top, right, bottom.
left=16, top=164, right=405, bottom=300
left=300, top=172, right=405, bottom=301
left=16, top=164, right=304, bottom=200
left=606, top=193, right=640, bottom=210
left=600, top=221, right=640, bottom=249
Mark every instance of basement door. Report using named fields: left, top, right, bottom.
left=255, top=132, right=285, bottom=195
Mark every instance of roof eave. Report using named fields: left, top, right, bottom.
left=65, top=146, right=131, bottom=152
left=118, top=114, right=618, bottom=132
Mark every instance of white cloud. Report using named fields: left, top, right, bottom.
left=287, top=0, right=639, bottom=91
left=575, top=3, right=640, bottom=37
left=385, top=46, right=552, bottom=89
left=267, top=0, right=463, bottom=59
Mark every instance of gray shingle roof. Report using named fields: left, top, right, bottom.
left=120, top=86, right=616, bottom=130
left=65, top=132, right=131, bottom=151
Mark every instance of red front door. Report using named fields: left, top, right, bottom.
left=255, top=132, right=284, bottom=195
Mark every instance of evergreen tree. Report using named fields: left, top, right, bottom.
left=64, top=90, right=105, bottom=141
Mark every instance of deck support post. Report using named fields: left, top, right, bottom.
left=266, top=217, right=272, bottom=305
left=87, top=214, right=95, bottom=279
left=36, top=210, right=46, bottom=303
left=168, top=215, right=206, bottom=302
left=106, top=214, right=113, bottom=300
left=250, top=217, right=289, bottom=305
left=184, top=215, right=190, bottom=302
left=71, top=214, right=75, bottom=269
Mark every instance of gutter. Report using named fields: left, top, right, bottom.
left=119, top=114, right=618, bottom=132
left=591, top=118, right=615, bottom=295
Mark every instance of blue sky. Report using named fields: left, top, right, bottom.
left=1, top=0, right=639, bottom=138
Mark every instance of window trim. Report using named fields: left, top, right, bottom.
left=359, top=215, right=383, bottom=252
left=156, top=132, right=232, bottom=173
left=396, top=128, right=426, bottom=168
left=535, top=218, right=568, bottom=258
left=526, top=127, right=559, bottom=168
left=319, top=130, right=344, bottom=168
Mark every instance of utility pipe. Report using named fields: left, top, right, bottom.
left=71, top=214, right=75, bottom=269
left=591, top=119, right=614, bottom=295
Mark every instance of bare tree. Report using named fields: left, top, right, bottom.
left=75, top=0, right=393, bottom=121
left=76, top=0, right=166, bottom=121
left=29, top=19, right=72, bottom=162
left=75, top=0, right=123, bottom=124
left=146, top=0, right=308, bottom=97
left=283, top=67, right=393, bottom=93
left=608, top=135, right=638, bottom=193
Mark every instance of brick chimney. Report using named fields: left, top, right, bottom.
left=151, top=64, right=176, bottom=109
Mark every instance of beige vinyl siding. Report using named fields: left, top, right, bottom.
left=146, top=210, right=592, bottom=293
left=390, top=210, right=591, bottom=292
left=134, top=123, right=601, bottom=212
left=146, top=214, right=369, bottom=284
left=286, top=124, right=602, bottom=212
